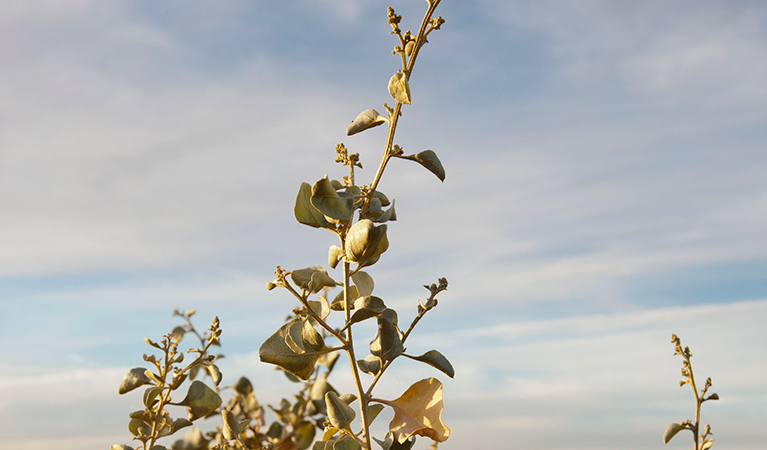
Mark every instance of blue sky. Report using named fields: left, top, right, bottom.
left=1, top=1, right=766, bottom=449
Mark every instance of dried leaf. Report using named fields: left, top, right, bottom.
left=388, top=71, right=411, bottom=104
left=346, top=109, right=388, bottom=136
left=379, top=378, right=450, bottom=444
left=701, top=438, right=714, bottom=450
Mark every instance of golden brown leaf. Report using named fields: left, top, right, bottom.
left=379, top=378, right=449, bottom=444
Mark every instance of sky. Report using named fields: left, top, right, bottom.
left=1, top=0, right=766, bottom=449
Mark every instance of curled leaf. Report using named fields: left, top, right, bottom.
left=351, top=271, right=374, bottom=297
left=404, top=350, right=455, bottom=378
left=399, top=150, right=444, bottom=182
left=345, top=220, right=388, bottom=266
left=259, top=318, right=329, bottom=380
left=663, top=422, right=683, bottom=444
left=331, top=285, right=359, bottom=311
left=370, top=317, right=404, bottom=362
left=222, top=410, right=239, bottom=441
left=312, top=176, right=353, bottom=221
left=347, top=296, right=387, bottom=327
left=119, top=367, right=154, bottom=395
left=388, top=71, right=411, bottom=104
left=291, top=266, right=338, bottom=294
left=357, top=354, right=383, bottom=376
left=177, top=380, right=223, bottom=421
left=347, top=109, right=388, bottom=136
left=328, top=245, right=343, bottom=269
left=325, top=391, right=356, bottom=430
left=295, top=182, right=331, bottom=229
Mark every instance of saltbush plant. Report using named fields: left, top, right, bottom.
left=113, top=2, right=452, bottom=450
left=663, top=334, right=719, bottom=450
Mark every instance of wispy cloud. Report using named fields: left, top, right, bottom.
left=1, top=1, right=765, bottom=449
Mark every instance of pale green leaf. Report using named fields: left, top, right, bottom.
left=367, top=403, right=385, bottom=425
left=404, top=350, right=455, bottom=378
left=369, top=317, right=403, bottom=362
left=325, top=391, right=356, bottom=430
left=388, top=71, right=411, bottom=104
left=294, top=421, right=317, bottom=450
left=142, top=386, right=164, bottom=409
left=347, top=296, right=386, bottom=327
left=295, top=182, right=331, bottom=229
left=331, top=286, right=359, bottom=311
left=222, top=410, right=239, bottom=440
left=346, top=220, right=388, bottom=266
left=346, top=109, right=388, bottom=136
left=328, top=245, right=343, bottom=269
left=259, top=318, right=329, bottom=380
left=351, top=271, right=374, bottom=297
left=234, top=377, right=253, bottom=396
left=357, top=354, right=383, bottom=376
left=119, top=367, right=154, bottom=395
left=292, top=266, right=338, bottom=294
left=663, top=422, right=683, bottom=444
left=128, top=418, right=151, bottom=437
left=311, top=176, right=353, bottom=221
left=400, top=150, right=444, bottom=182
left=177, top=380, right=222, bottom=421
left=333, top=437, right=362, bottom=450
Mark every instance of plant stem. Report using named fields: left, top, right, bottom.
left=364, top=0, right=441, bottom=211
left=342, top=258, right=372, bottom=450
left=282, top=279, right=345, bottom=342
left=685, top=355, right=700, bottom=450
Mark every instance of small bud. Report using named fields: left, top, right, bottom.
left=266, top=281, right=277, bottom=291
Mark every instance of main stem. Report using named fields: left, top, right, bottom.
left=687, top=357, right=700, bottom=450
left=342, top=258, right=372, bottom=449
left=365, top=0, right=441, bottom=205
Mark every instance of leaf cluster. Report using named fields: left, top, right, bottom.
left=112, top=311, right=224, bottom=450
